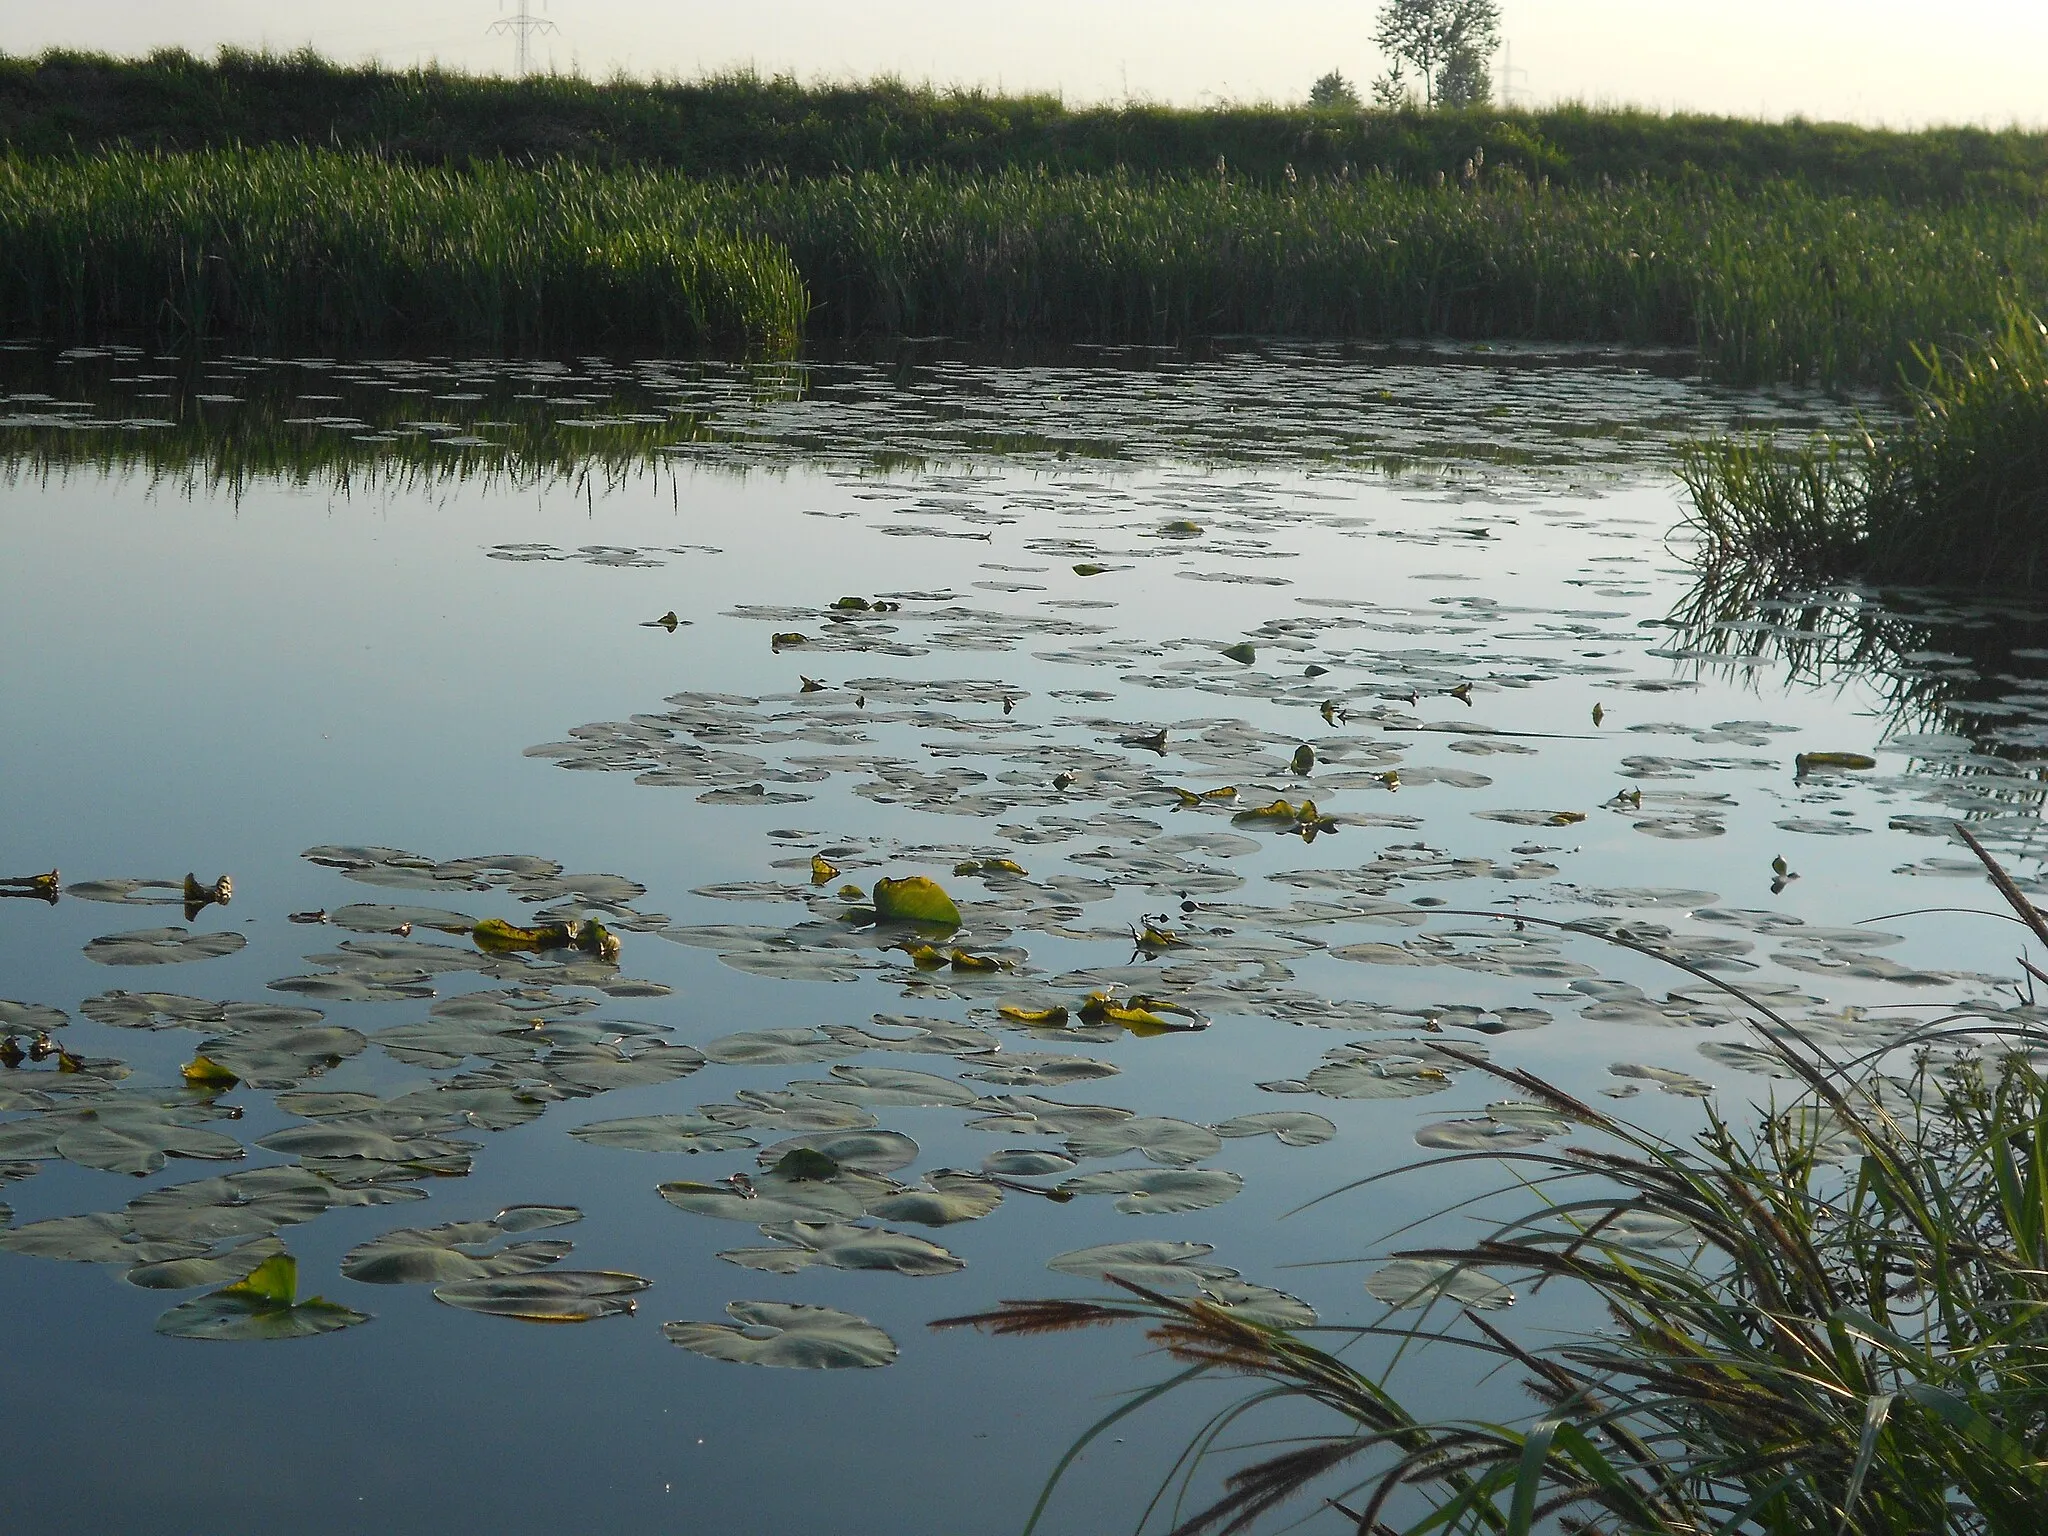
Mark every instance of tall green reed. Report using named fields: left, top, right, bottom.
left=5, top=148, right=2046, bottom=386
left=0, top=148, right=808, bottom=355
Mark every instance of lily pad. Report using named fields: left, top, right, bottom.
left=126, top=1235, right=287, bottom=1291
left=1213, top=1111, right=1336, bottom=1147
left=658, top=1166, right=896, bottom=1224
left=1058, top=1167, right=1243, bottom=1214
left=664, top=1301, right=897, bottom=1370
left=1365, top=1258, right=1514, bottom=1311
left=0, top=1000, right=68, bottom=1032
left=717, top=1220, right=964, bottom=1277
left=155, top=1253, right=371, bottom=1341
left=342, top=1207, right=580, bottom=1284
left=756, top=1130, right=919, bottom=1176
left=433, top=1269, right=648, bottom=1322
left=866, top=1171, right=1004, bottom=1225
left=1064, top=1116, right=1222, bottom=1167
left=701, top=1028, right=859, bottom=1067
left=84, top=928, right=247, bottom=967
left=1048, top=1240, right=1237, bottom=1288
left=569, top=1115, right=759, bottom=1155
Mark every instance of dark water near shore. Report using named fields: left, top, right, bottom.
left=1, top=340, right=2042, bottom=1535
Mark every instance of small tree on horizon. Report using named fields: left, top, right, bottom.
left=1371, top=0, right=1501, bottom=109
left=1308, top=69, right=1362, bottom=110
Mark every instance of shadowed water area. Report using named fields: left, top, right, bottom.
left=5, top=339, right=2048, bottom=1533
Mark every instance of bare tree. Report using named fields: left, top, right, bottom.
left=1371, top=0, right=1501, bottom=108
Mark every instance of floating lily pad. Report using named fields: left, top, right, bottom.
left=84, top=928, right=247, bottom=967
left=866, top=1171, right=1004, bottom=1225
left=545, top=1041, right=704, bottom=1095
left=433, top=1269, right=648, bottom=1322
left=342, top=1207, right=580, bottom=1284
left=797, top=1066, right=981, bottom=1108
left=717, top=1220, right=963, bottom=1276
left=1048, top=1240, right=1237, bottom=1288
left=1212, top=1111, right=1336, bottom=1147
left=982, top=1148, right=1078, bottom=1177
left=1365, top=1258, right=1514, bottom=1311
left=664, top=1301, right=897, bottom=1370
left=156, top=1254, right=370, bottom=1341
left=962, top=1052, right=1119, bottom=1087
left=658, top=1166, right=895, bottom=1224
left=126, top=1235, right=286, bottom=1291
left=1059, top=1167, right=1243, bottom=1214
left=569, top=1115, right=759, bottom=1155
left=701, top=1028, right=860, bottom=1066
left=0, top=1000, right=68, bottom=1032
left=0, top=1210, right=207, bottom=1265
left=78, top=991, right=222, bottom=1030
left=756, top=1130, right=919, bottom=1176
left=1065, top=1116, right=1222, bottom=1167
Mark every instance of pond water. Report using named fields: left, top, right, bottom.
left=3, top=341, right=2046, bottom=1534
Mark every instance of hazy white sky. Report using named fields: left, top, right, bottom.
left=6, top=2, right=2044, bottom=127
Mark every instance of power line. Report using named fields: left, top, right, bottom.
left=489, top=0, right=558, bottom=75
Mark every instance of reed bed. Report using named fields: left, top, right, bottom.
left=1682, top=307, right=2048, bottom=585
left=4, top=148, right=2046, bottom=384
left=0, top=148, right=809, bottom=355
left=945, top=836, right=2048, bottom=1535
left=709, top=169, right=2048, bottom=384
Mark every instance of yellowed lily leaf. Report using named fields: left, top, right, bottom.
left=871, top=875, right=962, bottom=928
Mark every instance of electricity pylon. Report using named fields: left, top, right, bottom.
left=490, top=0, right=558, bottom=75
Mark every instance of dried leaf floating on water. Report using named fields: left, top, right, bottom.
left=664, top=1301, right=897, bottom=1370
left=182, top=874, right=233, bottom=912
left=0, top=870, right=59, bottom=899
left=1795, top=751, right=1878, bottom=774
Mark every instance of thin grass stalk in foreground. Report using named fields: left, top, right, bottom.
left=941, top=831, right=2048, bottom=1535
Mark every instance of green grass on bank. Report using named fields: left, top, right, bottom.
left=0, top=149, right=807, bottom=356
left=4, top=147, right=2045, bottom=381
left=5, top=48, right=2048, bottom=205
left=1682, top=306, right=2048, bottom=586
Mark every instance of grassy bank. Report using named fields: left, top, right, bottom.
left=4, top=148, right=2047, bottom=379
left=5, top=49, right=2048, bottom=206
left=0, top=148, right=808, bottom=355
left=1682, top=307, right=2048, bottom=586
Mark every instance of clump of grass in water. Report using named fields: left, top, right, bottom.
left=1682, top=305, right=2048, bottom=589
left=944, top=832, right=2048, bottom=1534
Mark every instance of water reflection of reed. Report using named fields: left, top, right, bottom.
left=0, top=353, right=810, bottom=498
left=1666, top=568, right=2048, bottom=824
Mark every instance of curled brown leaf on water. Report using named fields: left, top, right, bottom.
left=0, top=870, right=59, bottom=902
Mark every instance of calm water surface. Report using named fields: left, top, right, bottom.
left=2, top=343, right=2044, bottom=1534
